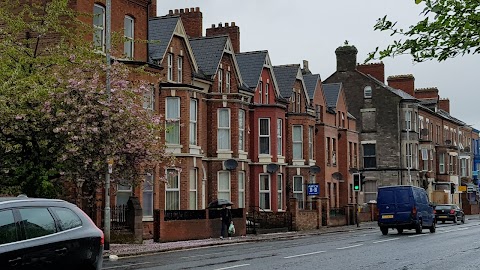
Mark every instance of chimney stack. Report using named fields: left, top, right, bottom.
left=414, top=87, right=439, bottom=100
left=206, top=22, right=240, bottom=53
left=149, top=0, right=157, bottom=17
left=357, top=62, right=385, bottom=83
left=387, top=74, right=415, bottom=97
left=439, top=98, right=450, bottom=113
left=335, top=45, right=358, bottom=72
left=167, top=7, right=203, bottom=38
left=302, top=60, right=311, bottom=75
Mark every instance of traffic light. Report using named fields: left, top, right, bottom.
left=353, top=173, right=361, bottom=191
left=450, top=183, right=455, bottom=194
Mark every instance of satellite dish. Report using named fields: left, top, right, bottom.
left=309, top=165, right=321, bottom=174
left=420, top=129, right=428, bottom=136
left=332, top=172, right=343, bottom=180
left=224, top=159, right=238, bottom=170
left=266, top=163, right=279, bottom=173
left=349, top=168, right=359, bottom=174
left=445, top=139, right=451, bottom=145
left=464, top=146, right=470, bottom=152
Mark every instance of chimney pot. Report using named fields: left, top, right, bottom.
left=190, top=8, right=194, bottom=12
left=218, top=23, right=223, bottom=27
left=211, top=24, right=215, bottom=28
left=168, top=10, right=173, bottom=15
left=232, top=22, right=236, bottom=26
left=195, top=7, right=200, bottom=12
left=174, top=9, right=179, bottom=14
left=225, top=22, right=229, bottom=27
left=180, top=8, right=184, bottom=13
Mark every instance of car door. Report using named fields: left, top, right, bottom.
left=17, top=207, right=70, bottom=269
left=0, top=209, right=24, bottom=270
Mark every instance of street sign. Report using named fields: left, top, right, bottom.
left=458, top=185, right=467, bottom=192
left=307, top=184, right=320, bottom=196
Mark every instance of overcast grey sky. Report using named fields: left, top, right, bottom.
left=157, top=0, right=480, bottom=130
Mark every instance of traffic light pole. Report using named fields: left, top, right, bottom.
left=355, top=191, right=359, bottom=227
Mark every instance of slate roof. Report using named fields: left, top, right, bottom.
left=303, top=74, right=321, bottom=100
left=189, top=36, right=229, bottom=78
left=273, top=65, right=300, bottom=98
left=322, top=83, right=342, bottom=109
left=365, top=74, right=416, bottom=100
left=236, top=51, right=268, bottom=89
left=148, top=16, right=179, bottom=62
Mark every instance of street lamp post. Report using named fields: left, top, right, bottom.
left=104, top=0, right=112, bottom=251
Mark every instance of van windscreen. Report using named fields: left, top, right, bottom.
left=377, top=190, right=395, bottom=204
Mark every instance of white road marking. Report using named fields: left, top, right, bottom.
left=408, top=234, right=428, bottom=238
left=180, top=250, right=235, bottom=259
left=103, top=262, right=152, bottom=269
left=214, top=264, right=250, bottom=270
left=336, top=244, right=363, bottom=250
left=284, top=250, right=326, bottom=259
left=373, top=238, right=399, bottom=244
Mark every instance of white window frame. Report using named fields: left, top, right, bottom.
left=217, top=171, right=231, bottom=201
left=259, top=174, right=271, bottom=210
left=238, top=171, right=245, bottom=208
left=461, top=158, right=467, bottom=177
left=189, top=168, right=197, bottom=210
left=166, top=97, right=180, bottom=145
left=259, top=118, right=270, bottom=155
left=405, top=110, right=412, bottom=131
left=406, top=143, right=413, bottom=169
left=422, top=149, right=429, bottom=171
left=218, top=69, right=223, bottom=93
left=259, top=81, right=263, bottom=104
left=239, top=110, right=245, bottom=151
left=124, top=15, right=134, bottom=58
left=93, top=4, right=105, bottom=52
left=309, top=126, right=314, bottom=160
left=277, top=119, right=283, bottom=156
left=226, top=71, right=231, bottom=93
left=143, top=85, right=155, bottom=111
left=296, top=92, right=301, bottom=112
left=217, top=108, right=231, bottom=150
left=293, top=176, right=304, bottom=209
left=293, top=125, right=303, bottom=160
left=165, top=169, right=180, bottom=210
left=439, top=153, right=445, bottom=173
left=167, top=53, right=173, bottom=81
left=142, top=172, right=153, bottom=218
left=189, top=99, right=197, bottom=145
left=277, top=174, right=283, bottom=211
left=364, top=86, right=372, bottom=98
left=177, top=56, right=183, bottom=83
left=265, top=82, right=269, bottom=103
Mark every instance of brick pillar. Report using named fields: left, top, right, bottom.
left=314, top=197, right=321, bottom=229
left=127, top=197, right=143, bottom=244
left=320, top=197, right=330, bottom=226
left=289, top=197, right=299, bottom=231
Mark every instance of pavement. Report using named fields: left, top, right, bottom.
left=103, top=221, right=378, bottom=258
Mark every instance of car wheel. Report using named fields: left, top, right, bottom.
left=415, top=221, right=423, bottom=234
left=454, top=215, right=457, bottom=224
left=429, top=221, right=436, bottom=233
left=397, top=228, right=403, bottom=234
left=381, top=227, right=388, bottom=235
left=441, top=220, right=445, bottom=224
left=461, top=215, right=465, bottom=224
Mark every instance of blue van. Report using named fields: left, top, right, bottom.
left=377, top=185, right=436, bottom=235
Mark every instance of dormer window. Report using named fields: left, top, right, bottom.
left=364, top=86, right=372, bottom=99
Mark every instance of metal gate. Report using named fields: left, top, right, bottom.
left=246, top=206, right=292, bottom=234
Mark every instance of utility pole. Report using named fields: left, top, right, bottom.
left=104, top=0, right=112, bottom=251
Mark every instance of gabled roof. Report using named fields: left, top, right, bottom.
left=322, top=83, right=342, bottom=109
left=148, top=16, right=198, bottom=71
left=236, top=50, right=281, bottom=97
left=303, top=74, right=321, bottom=100
left=273, top=65, right=302, bottom=99
left=236, top=51, right=267, bottom=88
left=364, top=74, right=416, bottom=100
left=189, top=35, right=229, bottom=78
left=148, top=16, right=178, bottom=62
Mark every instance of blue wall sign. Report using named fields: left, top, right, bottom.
left=307, top=184, right=320, bottom=196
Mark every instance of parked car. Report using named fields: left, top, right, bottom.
left=0, top=196, right=104, bottom=270
left=377, top=185, right=436, bottom=235
left=434, top=204, right=465, bottom=224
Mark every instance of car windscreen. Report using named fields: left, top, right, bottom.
left=435, top=205, right=453, bottom=210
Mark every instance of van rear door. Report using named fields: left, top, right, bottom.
left=378, top=187, right=412, bottom=224
left=393, top=188, right=413, bottom=223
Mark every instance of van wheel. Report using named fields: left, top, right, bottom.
left=461, top=215, right=465, bottom=224
left=429, top=221, right=436, bottom=233
left=397, top=228, right=403, bottom=234
left=415, top=221, right=423, bottom=234
left=381, top=227, right=388, bottom=235
left=453, top=216, right=457, bottom=224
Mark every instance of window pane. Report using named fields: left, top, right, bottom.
left=260, top=119, right=269, bottom=135
left=364, top=144, right=376, bottom=156
left=19, top=208, right=56, bottom=239
left=293, top=126, right=302, bottom=140
left=0, top=210, right=17, bottom=244
left=218, top=109, right=229, bottom=127
left=260, top=175, right=269, bottom=190
left=51, top=207, right=82, bottom=231
left=293, top=177, right=303, bottom=191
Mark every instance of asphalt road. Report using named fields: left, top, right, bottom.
left=103, top=220, right=480, bottom=270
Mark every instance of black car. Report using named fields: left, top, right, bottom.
left=0, top=196, right=104, bottom=270
left=434, top=204, right=465, bottom=224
